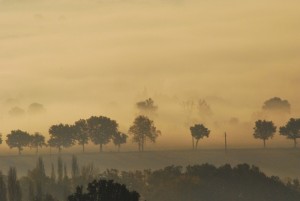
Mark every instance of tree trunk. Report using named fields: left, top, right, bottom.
left=18, top=147, right=21, bottom=155
left=36, top=146, right=39, bottom=154
left=263, top=139, right=266, bottom=149
left=99, top=144, right=103, bottom=152
left=118, top=145, right=120, bottom=152
left=58, top=146, right=62, bottom=154
left=192, top=137, right=195, bottom=150
left=294, top=138, right=297, bottom=148
left=82, top=144, right=85, bottom=153
left=195, top=140, right=199, bottom=150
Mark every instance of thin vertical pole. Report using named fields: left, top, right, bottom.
left=225, top=132, right=227, bottom=152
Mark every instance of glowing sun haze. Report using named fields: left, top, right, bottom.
left=0, top=0, right=300, bottom=152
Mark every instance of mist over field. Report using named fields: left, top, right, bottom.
left=0, top=0, right=300, bottom=151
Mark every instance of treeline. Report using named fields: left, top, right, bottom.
left=1, top=115, right=160, bottom=155
left=0, top=97, right=300, bottom=155
left=0, top=156, right=300, bottom=201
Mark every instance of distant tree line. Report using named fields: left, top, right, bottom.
left=1, top=97, right=300, bottom=154
left=0, top=156, right=300, bottom=201
left=2, top=113, right=160, bottom=155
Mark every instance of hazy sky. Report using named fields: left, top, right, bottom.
left=0, top=0, right=300, bottom=153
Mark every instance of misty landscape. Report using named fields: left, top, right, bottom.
left=1, top=0, right=300, bottom=200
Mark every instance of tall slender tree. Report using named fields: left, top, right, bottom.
left=57, top=156, right=63, bottom=183
left=129, top=115, right=161, bottom=152
left=280, top=118, right=300, bottom=148
left=71, top=155, right=79, bottom=180
left=7, top=167, right=22, bottom=201
left=51, top=163, right=56, bottom=183
left=0, top=171, right=7, bottom=201
left=87, top=116, right=118, bottom=152
left=6, top=130, right=31, bottom=155
left=190, top=124, right=210, bottom=149
left=253, top=120, right=276, bottom=148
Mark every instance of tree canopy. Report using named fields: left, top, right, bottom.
left=73, top=119, right=89, bottom=153
left=253, top=120, right=276, bottom=148
left=280, top=118, right=300, bottom=148
left=262, top=97, right=291, bottom=114
left=68, top=180, right=140, bottom=201
left=48, top=124, right=75, bottom=152
left=87, top=116, right=118, bottom=152
left=30, top=132, right=46, bottom=154
left=6, top=130, right=31, bottom=155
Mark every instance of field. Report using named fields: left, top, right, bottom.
left=0, top=149, right=299, bottom=179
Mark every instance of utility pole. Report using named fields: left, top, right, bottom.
left=224, top=132, right=227, bottom=152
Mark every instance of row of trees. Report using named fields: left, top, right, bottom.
left=2, top=115, right=160, bottom=155
left=1, top=116, right=300, bottom=154
left=188, top=118, right=300, bottom=150
left=253, top=118, right=300, bottom=148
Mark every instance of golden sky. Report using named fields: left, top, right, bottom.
left=0, top=0, right=300, bottom=152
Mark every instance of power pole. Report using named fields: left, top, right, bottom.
left=224, top=132, right=227, bottom=152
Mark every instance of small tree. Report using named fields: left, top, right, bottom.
left=48, top=124, right=75, bottom=153
left=6, top=130, right=31, bottom=155
left=280, top=118, right=300, bottom=148
left=73, top=119, right=89, bottom=153
left=190, top=124, right=210, bottom=149
left=129, top=115, right=161, bottom=152
left=87, top=116, right=118, bottom=152
left=253, top=120, right=276, bottom=148
left=113, top=132, right=128, bottom=152
left=30, top=132, right=46, bottom=154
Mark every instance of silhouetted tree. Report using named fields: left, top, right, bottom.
left=190, top=124, right=210, bottom=149
left=136, top=98, right=158, bottom=116
left=280, top=118, right=300, bottom=148
left=262, top=97, right=291, bottom=114
left=71, top=155, right=80, bottom=180
left=51, top=163, right=56, bottom=182
left=113, top=132, right=128, bottom=152
left=68, top=180, right=140, bottom=201
left=253, top=120, right=276, bottom=148
left=87, top=116, right=118, bottom=152
left=49, top=124, right=75, bottom=153
left=73, top=119, right=89, bottom=153
left=129, top=115, right=161, bottom=152
left=30, top=132, right=46, bottom=154
left=7, top=167, right=22, bottom=201
left=27, top=180, right=34, bottom=201
left=0, top=171, right=7, bottom=201
left=0, top=134, right=2, bottom=145
left=6, top=130, right=31, bottom=155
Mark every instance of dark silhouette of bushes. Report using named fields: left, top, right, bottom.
left=68, top=180, right=140, bottom=201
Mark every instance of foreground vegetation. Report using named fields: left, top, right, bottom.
left=0, top=156, right=300, bottom=201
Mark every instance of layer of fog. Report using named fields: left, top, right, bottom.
left=0, top=0, right=300, bottom=153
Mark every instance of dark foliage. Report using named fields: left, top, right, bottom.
left=68, top=180, right=140, bottom=201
